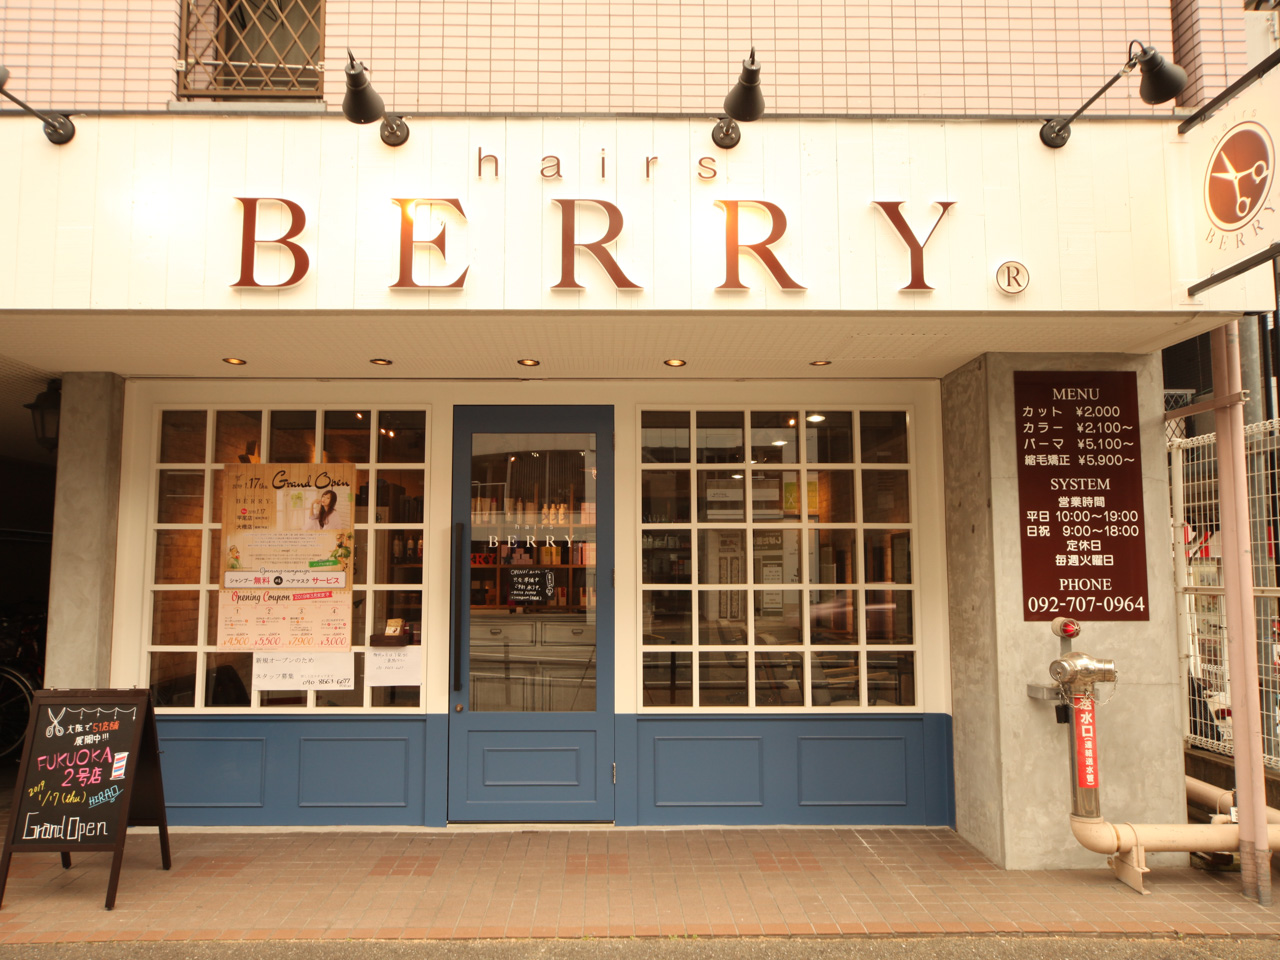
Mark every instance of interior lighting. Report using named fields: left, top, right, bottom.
left=222, top=357, right=247, bottom=365
left=772, top=440, right=788, bottom=446
left=806, top=414, right=826, bottom=422
left=517, top=358, right=540, bottom=367
left=1039, top=41, right=1187, bottom=148
left=809, top=360, right=832, bottom=366
left=664, top=359, right=687, bottom=367
left=711, top=48, right=764, bottom=149
left=370, top=358, right=393, bottom=366
left=0, top=65, right=74, bottom=144
left=342, top=50, right=410, bottom=147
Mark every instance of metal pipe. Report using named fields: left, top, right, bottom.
left=1212, top=320, right=1273, bottom=903
left=1054, top=646, right=1275, bottom=894
left=1185, top=775, right=1280, bottom=824
left=1071, top=815, right=1280, bottom=855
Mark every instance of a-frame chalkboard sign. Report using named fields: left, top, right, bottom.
left=0, top=689, right=171, bottom=910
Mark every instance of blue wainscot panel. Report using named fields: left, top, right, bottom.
left=158, top=716, right=448, bottom=826
left=620, top=714, right=953, bottom=827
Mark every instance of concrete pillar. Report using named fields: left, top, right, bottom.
left=942, top=353, right=1183, bottom=869
left=45, top=372, right=125, bottom=688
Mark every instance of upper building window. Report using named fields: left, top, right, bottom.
left=178, top=0, right=324, bottom=100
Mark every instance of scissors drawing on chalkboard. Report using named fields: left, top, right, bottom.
left=45, top=708, right=65, bottom=738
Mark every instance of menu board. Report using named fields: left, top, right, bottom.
left=1015, top=371, right=1149, bottom=621
left=0, top=690, right=171, bottom=910
left=217, top=463, right=355, bottom=651
left=508, top=568, right=555, bottom=604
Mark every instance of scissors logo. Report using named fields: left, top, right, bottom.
left=1205, top=121, right=1273, bottom=231
left=45, top=708, right=65, bottom=738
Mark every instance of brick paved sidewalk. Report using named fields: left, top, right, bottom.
left=0, top=827, right=1276, bottom=944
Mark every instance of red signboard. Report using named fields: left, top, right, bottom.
left=1015, top=371, right=1149, bottom=621
left=1073, top=695, right=1099, bottom=790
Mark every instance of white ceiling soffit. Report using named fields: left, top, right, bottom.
left=0, top=309, right=1234, bottom=382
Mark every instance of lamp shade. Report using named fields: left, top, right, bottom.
left=723, top=49, right=764, bottom=123
left=1135, top=45, right=1187, bottom=105
left=342, top=50, right=385, bottom=124
left=24, top=378, right=61, bottom=453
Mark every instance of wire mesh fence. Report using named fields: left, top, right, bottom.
left=1171, top=420, right=1280, bottom=769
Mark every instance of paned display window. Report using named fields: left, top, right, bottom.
left=640, top=409, right=916, bottom=709
left=146, top=406, right=428, bottom=710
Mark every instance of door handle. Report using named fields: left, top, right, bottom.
left=452, top=521, right=463, bottom=692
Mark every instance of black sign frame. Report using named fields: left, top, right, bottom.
left=507, top=567, right=555, bottom=604
left=0, top=689, right=171, bottom=910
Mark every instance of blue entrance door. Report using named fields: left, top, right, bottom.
left=448, top=406, right=614, bottom=821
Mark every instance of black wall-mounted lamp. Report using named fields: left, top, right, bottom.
left=0, top=65, right=75, bottom=144
left=712, top=48, right=764, bottom=149
left=342, top=50, right=409, bottom=147
left=24, top=378, right=62, bottom=453
left=1039, top=41, right=1187, bottom=148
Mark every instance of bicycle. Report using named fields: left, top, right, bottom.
left=0, top=667, right=34, bottom=758
left=0, top=612, right=46, bottom=758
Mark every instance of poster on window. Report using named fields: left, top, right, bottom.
left=216, top=463, right=356, bottom=650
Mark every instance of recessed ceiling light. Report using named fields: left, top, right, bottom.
left=370, top=358, right=393, bottom=366
left=222, top=357, right=247, bottom=365
left=806, top=414, right=826, bottom=422
left=772, top=440, right=788, bottom=446
left=517, top=358, right=540, bottom=367
left=664, top=359, right=686, bottom=367
left=731, top=474, right=744, bottom=479
left=810, top=360, right=832, bottom=366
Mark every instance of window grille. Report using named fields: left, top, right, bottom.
left=178, top=0, right=324, bottom=99
left=146, top=406, right=428, bottom=711
left=638, top=408, right=918, bottom=711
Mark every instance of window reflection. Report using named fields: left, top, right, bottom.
left=641, top=411, right=691, bottom=463
left=696, top=411, right=744, bottom=463
left=861, top=411, right=909, bottom=463
left=750, top=411, right=798, bottom=464
left=697, top=471, right=744, bottom=522
left=805, top=411, right=853, bottom=463
left=698, top=529, right=746, bottom=584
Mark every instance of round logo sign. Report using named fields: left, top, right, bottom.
left=995, top=261, right=1029, bottom=294
left=1204, top=121, right=1273, bottom=232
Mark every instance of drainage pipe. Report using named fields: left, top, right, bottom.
left=1052, top=648, right=1276, bottom=894
left=1185, top=775, right=1280, bottom=825
left=1071, top=815, right=1280, bottom=855
left=1211, top=320, right=1272, bottom=903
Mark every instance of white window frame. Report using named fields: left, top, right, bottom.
left=636, top=404, right=930, bottom=713
left=119, top=392, right=431, bottom=714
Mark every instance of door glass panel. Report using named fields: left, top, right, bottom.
left=469, top=433, right=597, bottom=712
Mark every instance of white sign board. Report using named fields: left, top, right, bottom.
left=365, top=646, right=424, bottom=687
left=1188, top=66, right=1278, bottom=278
left=252, top=652, right=355, bottom=690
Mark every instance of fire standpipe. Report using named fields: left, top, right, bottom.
left=1045, top=617, right=1280, bottom=898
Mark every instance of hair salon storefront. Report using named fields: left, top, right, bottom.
left=4, top=111, right=1265, bottom=864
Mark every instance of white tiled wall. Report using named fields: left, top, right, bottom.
left=0, top=1, right=1253, bottom=114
